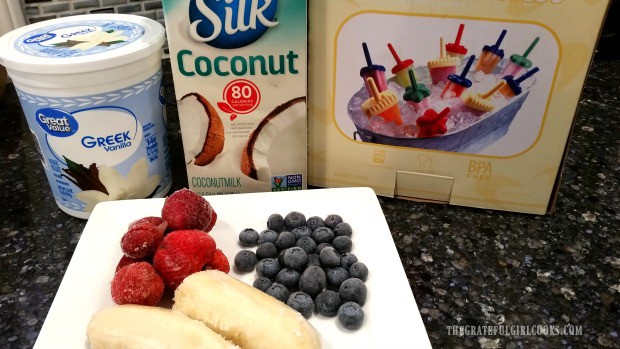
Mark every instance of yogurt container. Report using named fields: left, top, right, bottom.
left=0, top=14, right=172, bottom=219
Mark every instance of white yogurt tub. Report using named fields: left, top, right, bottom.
left=0, top=14, right=172, bottom=219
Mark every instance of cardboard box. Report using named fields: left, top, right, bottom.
left=162, top=0, right=307, bottom=195
left=308, top=0, right=610, bottom=214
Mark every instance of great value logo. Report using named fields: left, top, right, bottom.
left=188, top=0, right=278, bottom=49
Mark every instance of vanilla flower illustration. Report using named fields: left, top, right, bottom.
left=76, top=157, right=161, bottom=211
left=71, top=30, right=129, bottom=51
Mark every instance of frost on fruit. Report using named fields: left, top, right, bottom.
left=76, top=157, right=161, bottom=211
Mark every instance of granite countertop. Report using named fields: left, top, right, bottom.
left=0, top=58, right=618, bottom=349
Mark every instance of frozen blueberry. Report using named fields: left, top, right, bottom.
left=332, top=236, right=352, bottom=253
left=275, top=231, right=296, bottom=251
left=291, top=226, right=312, bottom=241
left=340, top=252, right=358, bottom=270
left=299, top=265, right=326, bottom=298
left=319, top=246, right=340, bottom=268
left=305, top=216, right=325, bottom=231
left=256, top=242, right=278, bottom=260
left=276, top=268, right=301, bottom=290
left=266, top=282, right=290, bottom=302
left=333, top=222, right=353, bottom=237
left=238, top=228, right=259, bottom=247
left=258, top=229, right=279, bottom=244
left=306, top=254, right=321, bottom=269
left=283, top=246, right=308, bottom=270
left=315, top=290, right=342, bottom=317
left=284, top=211, right=307, bottom=230
left=326, top=267, right=350, bottom=290
left=311, top=227, right=335, bottom=244
left=324, top=214, right=343, bottom=230
left=337, top=302, right=364, bottom=330
left=286, top=291, right=314, bottom=319
left=349, top=262, right=369, bottom=281
left=253, top=276, right=272, bottom=292
left=295, top=236, right=317, bottom=255
left=255, top=258, right=281, bottom=280
left=234, top=249, right=258, bottom=272
left=267, top=213, right=285, bottom=232
left=315, top=242, right=332, bottom=255
left=339, top=278, right=367, bottom=306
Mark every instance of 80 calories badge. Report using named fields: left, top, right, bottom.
left=217, top=79, right=261, bottom=121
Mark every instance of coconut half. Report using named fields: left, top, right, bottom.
left=241, top=97, right=306, bottom=182
left=178, top=93, right=225, bottom=166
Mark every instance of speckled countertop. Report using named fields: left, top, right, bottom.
left=0, top=58, right=618, bottom=349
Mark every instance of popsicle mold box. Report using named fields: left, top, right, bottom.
left=162, top=0, right=307, bottom=195
left=308, top=0, right=610, bottom=214
left=0, top=14, right=172, bottom=219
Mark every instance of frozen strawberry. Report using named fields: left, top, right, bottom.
left=205, top=248, right=230, bottom=274
left=120, top=224, right=164, bottom=259
left=129, top=216, right=168, bottom=235
left=115, top=255, right=148, bottom=273
left=205, top=209, right=217, bottom=232
left=111, top=262, right=164, bottom=306
left=161, top=189, right=216, bottom=232
left=152, top=229, right=216, bottom=290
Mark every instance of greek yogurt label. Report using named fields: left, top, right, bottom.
left=15, top=20, right=145, bottom=58
left=16, top=69, right=172, bottom=214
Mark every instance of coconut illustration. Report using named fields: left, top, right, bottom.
left=178, top=92, right=225, bottom=166
left=241, top=96, right=307, bottom=181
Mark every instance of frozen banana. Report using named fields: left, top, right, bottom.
left=86, top=304, right=239, bottom=349
left=173, top=270, right=322, bottom=349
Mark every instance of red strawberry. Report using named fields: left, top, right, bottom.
left=129, top=216, right=168, bottom=235
left=111, top=262, right=164, bottom=306
left=115, top=255, right=148, bottom=273
left=152, top=230, right=216, bottom=290
left=120, top=224, right=163, bottom=259
left=205, top=248, right=230, bottom=274
left=161, top=189, right=216, bottom=232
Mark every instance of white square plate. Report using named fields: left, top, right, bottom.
left=34, top=187, right=432, bottom=349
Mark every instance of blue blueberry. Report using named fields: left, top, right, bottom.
left=286, top=292, right=314, bottom=319
left=291, top=226, right=312, bottom=241
left=339, top=278, right=367, bottom=306
left=283, top=246, right=308, bottom=270
left=337, top=302, right=364, bottom=330
left=253, top=276, right=272, bottom=292
left=315, top=242, right=332, bottom=255
left=284, top=211, right=307, bottom=230
left=267, top=213, right=285, bottom=232
left=234, top=249, right=258, bottom=272
left=332, top=236, right=352, bottom=253
left=238, top=228, right=259, bottom=247
left=275, top=231, right=296, bottom=251
left=266, top=282, right=290, bottom=302
left=319, top=246, right=340, bottom=268
left=326, top=267, right=350, bottom=290
left=258, top=229, right=279, bottom=244
left=314, top=290, right=342, bottom=317
left=255, top=258, right=281, bottom=280
left=340, top=252, right=358, bottom=270
left=311, top=227, right=335, bottom=244
left=276, top=268, right=301, bottom=290
left=256, top=242, right=278, bottom=260
left=333, top=222, right=353, bottom=237
left=295, top=236, right=317, bottom=255
left=305, top=254, right=321, bottom=269
left=299, top=265, right=326, bottom=298
left=349, top=262, right=369, bottom=282
left=305, top=216, right=325, bottom=231
left=324, top=214, right=343, bottom=230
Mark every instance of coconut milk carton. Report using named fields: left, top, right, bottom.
left=162, top=0, right=307, bottom=195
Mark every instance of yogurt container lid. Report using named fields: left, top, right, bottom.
left=0, top=14, right=165, bottom=74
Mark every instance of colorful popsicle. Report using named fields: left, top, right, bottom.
left=362, top=77, right=403, bottom=125
left=502, top=37, right=540, bottom=77
left=428, top=37, right=461, bottom=85
left=474, top=29, right=507, bottom=74
left=416, top=107, right=451, bottom=138
left=387, top=42, right=417, bottom=88
left=499, top=67, right=540, bottom=98
left=403, top=70, right=431, bottom=112
left=446, top=24, right=468, bottom=60
left=441, top=55, right=475, bottom=99
left=461, top=79, right=508, bottom=116
left=360, top=42, right=388, bottom=96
